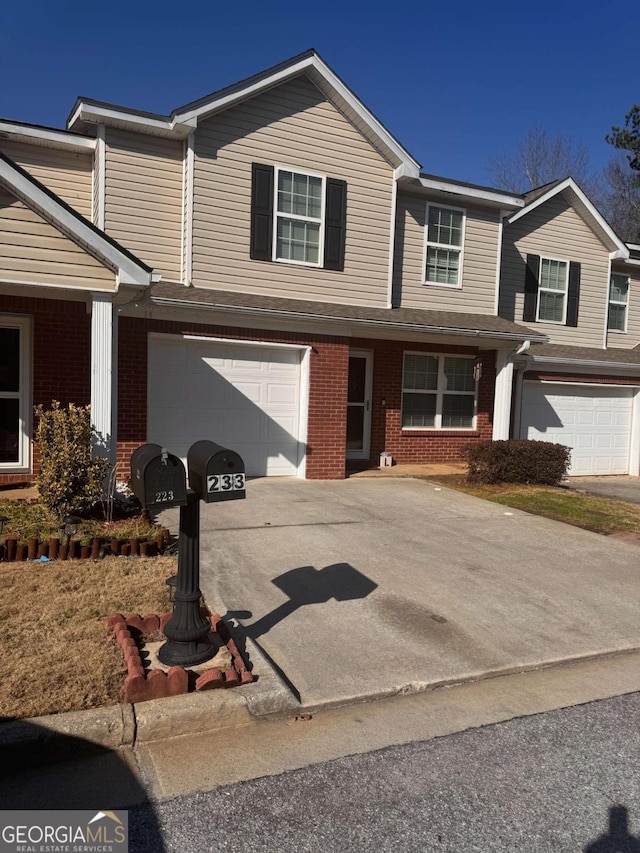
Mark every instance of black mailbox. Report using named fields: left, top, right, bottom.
left=187, top=440, right=246, bottom=503
left=130, top=443, right=188, bottom=511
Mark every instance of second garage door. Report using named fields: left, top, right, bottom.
left=520, top=382, right=634, bottom=475
left=148, top=335, right=307, bottom=477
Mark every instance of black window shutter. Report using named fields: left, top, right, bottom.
left=523, top=254, right=540, bottom=322
left=566, top=262, right=581, bottom=327
left=323, top=178, right=347, bottom=271
left=250, top=164, right=274, bottom=261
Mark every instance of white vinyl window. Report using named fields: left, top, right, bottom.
left=424, top=204, right=465, bottom=287
left=274, top=168, right=325, bottom=266
left=537, top=257, right=569, bottom=323
left=401, top=353, right=477, bottom=429
left=0, top=317, right=31, bottom=471
left=608, top=273, right=629, bottom=332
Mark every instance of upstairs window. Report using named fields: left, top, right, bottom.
left=537, top=257, right=569, bottom=323
left=275, top=169, right=324, bottom=266
left=608, top=273, right=629, bottom=332
left=523, top=254, right=581, bottom=327
left=424, top=205, right=465, bottom=287
left=402, top=353, right=476, bottom=430
left=250, top=164, right=346, bottom=270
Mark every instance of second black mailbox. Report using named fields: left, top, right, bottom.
left=188, top=440, right=246, bottom=503
left=130, top=443, right=188, bottom=511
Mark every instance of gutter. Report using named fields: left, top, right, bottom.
left=149, top=296, right=547, bottom=343
left=524, top=355, right=640, bottom=374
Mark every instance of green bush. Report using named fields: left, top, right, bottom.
left=462, top=440, right=571, bottom=485
left=35, top=401, right=111, bottom=520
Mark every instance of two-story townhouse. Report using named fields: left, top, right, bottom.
left=498, top=179, right=640, bottom=475
left=0, top=50, right=549, bottom=486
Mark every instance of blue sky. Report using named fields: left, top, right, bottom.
left=1, top=0, right=636, bottom=186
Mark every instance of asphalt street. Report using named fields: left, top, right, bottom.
left=128, top=691, right=640, bottom=852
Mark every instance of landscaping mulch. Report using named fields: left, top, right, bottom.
left=0, top=555, right=175, bottom=720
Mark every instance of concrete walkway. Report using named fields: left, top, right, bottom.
left=183, top=477, right=640, bottom=710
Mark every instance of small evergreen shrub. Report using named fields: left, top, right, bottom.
left=35, top=401, right=111, bottom=519
left=462, top=440, right=571, bottom=485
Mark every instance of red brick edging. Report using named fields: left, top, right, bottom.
left=106, top=612, right=254, bottom=704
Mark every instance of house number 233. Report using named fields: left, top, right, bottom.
left=207, top=473, right=245, bottom=492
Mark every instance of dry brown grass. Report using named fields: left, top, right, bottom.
left=0, top=555, right=175, bottom=720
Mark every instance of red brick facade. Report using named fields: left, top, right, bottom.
left=352, top=338, right=495, bottom=466
left=0, top=295, right=90, bottom=485
left=1, top=298, right=503, bottom=483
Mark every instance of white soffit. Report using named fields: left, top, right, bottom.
left=0, top=120, right=95, bottom=153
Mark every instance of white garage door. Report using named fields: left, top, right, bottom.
left=148, top=336, right=306, bottom=477
left=520, top=382, right=633, bottom=475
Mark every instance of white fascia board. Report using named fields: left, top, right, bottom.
left=0, top=158, right=151, bottom=286
left=150, top=296, right=546, bottom=342
left=508, top=178, right=629, bottom=257
left=527, top=354, right=640, bottom=375
left=67, top=104, right=196, bottom=138
left=0, top=120, right=95, bottom=152
left=175, top=54, right=421, bottom=177
left=419, top=176, right=523, bottom=208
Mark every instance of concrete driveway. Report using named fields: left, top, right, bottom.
left=170, top=478, right=640, bottom=708
left=568, top=476, right=640, bottom=505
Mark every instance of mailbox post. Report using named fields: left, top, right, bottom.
left=158, top=488, right=217, bottom=666
left=130, top=444, right=215, bottom=667
left=130, top=440, right=246, bottom=669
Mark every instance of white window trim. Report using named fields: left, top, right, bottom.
left=401, top=351, right=478, bottom=431
left=0, top=315, right=32, bottom=473
left=536, top=256, right=569, bottom=325
left=608, top=272, right=630, bottom=333
left=423, top=203, right=466, bottom=289
left=273, top=165, right=326, bottom=268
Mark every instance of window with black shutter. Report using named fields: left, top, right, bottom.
left=250, top=163, right=346, bottom=269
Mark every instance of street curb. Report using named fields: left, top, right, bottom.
left=6, top=642, right=640, bottom=764
left=0, top=636, right=299, bottom=763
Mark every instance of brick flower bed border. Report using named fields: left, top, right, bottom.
left=107, top=612, right=254, bottom=704
left=1, top=529, right=171, bottom=562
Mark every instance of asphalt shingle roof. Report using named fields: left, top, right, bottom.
left=150, top=282, right=546, bottom=341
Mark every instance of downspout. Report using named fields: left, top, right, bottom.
left=511, top=340, right=531, bottom=439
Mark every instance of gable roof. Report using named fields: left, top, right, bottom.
left=507, top=177, right=629, bottom=259
left=67, top=50, right=420, bottom=177
left=0, top=151, right=153, bottom=287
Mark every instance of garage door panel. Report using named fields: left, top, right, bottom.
left=521, top=383, right=633, bottom=476
left=148, top=337, right=303, bottom=477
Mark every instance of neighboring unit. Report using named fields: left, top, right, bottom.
left=0, top=51, right=637, bottom=482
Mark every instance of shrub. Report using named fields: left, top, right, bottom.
left=35, top=401, right=111, bottom=520
left=462, top=440, right=571, bottom=485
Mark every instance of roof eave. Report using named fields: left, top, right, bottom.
left=149, top=294, right=546, bottom=342
left=415, top=176, right=524, bottom=208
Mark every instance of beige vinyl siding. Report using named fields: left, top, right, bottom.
left=0, top=140, right=92, bottom=218
left=394, top=192, right=500, bottom=313
left=609, top=264, right=640, bottom=348
left=0, top=188, right=115, bottom=289
left=499, top=193, right=610, bottom=347
left=192, top=74, right=395, bottom=307
left=104, top=129, right=182, bottom=281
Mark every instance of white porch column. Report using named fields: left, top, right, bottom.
left=492, top=349, right=515, bottom=441
left=90, top=293, right=115, bottom=462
